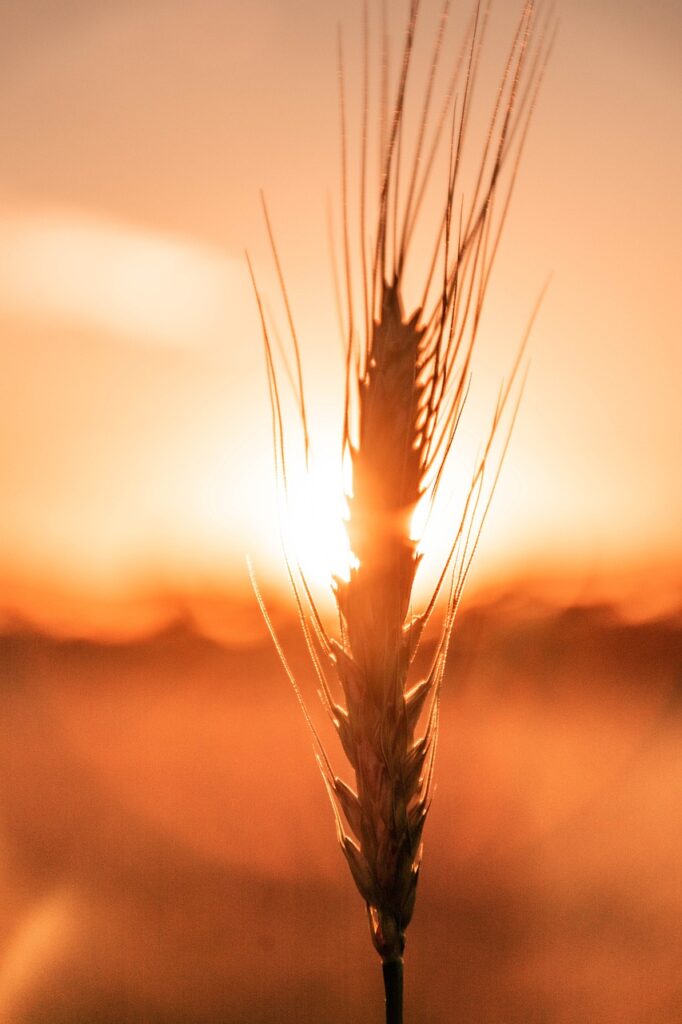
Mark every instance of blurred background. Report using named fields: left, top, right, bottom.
left=0, top=0, right=680, bottom=1021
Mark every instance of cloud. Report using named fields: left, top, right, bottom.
left=0, top=208, right=245, bottom=348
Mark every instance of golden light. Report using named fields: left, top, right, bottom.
left=0, top=2, right=680, bottom=1022
left=0, top=0, right=678, bottom=627
left=277, top=451, right=357, bottom=592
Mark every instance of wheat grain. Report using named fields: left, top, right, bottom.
left=249, top=1, right=553, bottom=1020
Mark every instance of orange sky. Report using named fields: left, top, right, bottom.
left=0, top=0, right=680, bottom=634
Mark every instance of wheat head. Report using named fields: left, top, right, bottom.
left=249, top=0, right=552, bottom=1016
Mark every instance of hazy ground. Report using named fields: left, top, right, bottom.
left=0, top=598, right=680, bottom=1023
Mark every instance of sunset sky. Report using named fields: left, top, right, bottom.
left=0, top=0, right=680, bottom=635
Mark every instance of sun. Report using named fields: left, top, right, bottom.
left=281, top=454, right=356, bottom=592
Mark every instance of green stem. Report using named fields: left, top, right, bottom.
left=382, top=958, right=404, bottom=1024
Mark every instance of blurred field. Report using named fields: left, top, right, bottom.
left=0, top=598, right=680, bottom=1023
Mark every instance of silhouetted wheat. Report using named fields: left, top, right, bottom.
left=248, top=2, right=553, bottom=1021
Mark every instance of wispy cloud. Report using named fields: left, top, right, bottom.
left=0, top=208, right=244, bottom=347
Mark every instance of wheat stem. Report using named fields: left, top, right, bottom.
left=382, top=957, right=404, bottom=1024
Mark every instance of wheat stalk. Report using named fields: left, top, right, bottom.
left=248, top=2, right=552, bottom=1020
